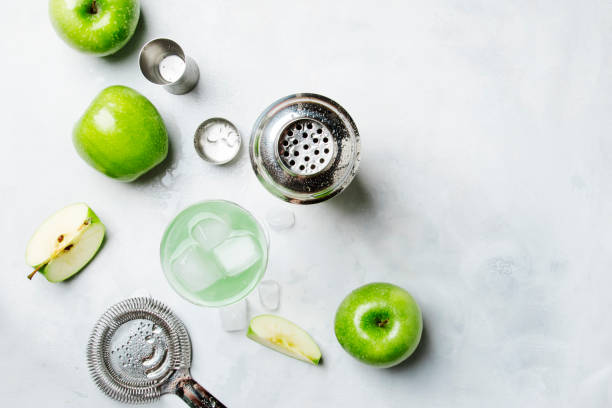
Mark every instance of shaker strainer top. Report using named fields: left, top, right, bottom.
left=87, top=297, right=226, bottom=407
left=250, top=93, right=361, bottom=204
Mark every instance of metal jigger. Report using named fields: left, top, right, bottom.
left=139, top=38, right=199, bottom=95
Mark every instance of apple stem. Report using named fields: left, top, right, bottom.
left=90, top=0, right=98, bottom=14
left=27, top=264, right=44, bottom=280
left=377, top=319, right=389, bottom=328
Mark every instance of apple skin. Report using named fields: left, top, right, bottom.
left=334, top=282, right=422, bottom=368
left=49, top=0, right=140, bottom=56
left=247, top=315, right=322, bottom=365
left=73, top=85, right=168, bottom=182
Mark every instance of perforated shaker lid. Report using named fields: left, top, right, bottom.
left=249, top=93, right=361, bottom=204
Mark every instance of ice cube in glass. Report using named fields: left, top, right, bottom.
left=213, top=233, right=261, bottom=277
left=171, top=242, right=223, bottom=292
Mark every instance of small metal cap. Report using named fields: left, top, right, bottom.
left=250, top=93, right=361, bottom=204
left=194, top=118, right=241, bottom=164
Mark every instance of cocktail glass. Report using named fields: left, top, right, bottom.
left=160, top=200, right=268, bottom=307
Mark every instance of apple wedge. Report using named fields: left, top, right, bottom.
left=247, top=315, right=321, bottom=365
left=25, top=203, right=105, bottom=282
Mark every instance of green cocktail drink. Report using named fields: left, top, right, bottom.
left=160, top=200, right=268, bottom=307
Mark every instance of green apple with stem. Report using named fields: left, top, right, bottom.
left=49, top=0, right=140, bottom=56
left=73, top=85, right=168, bottom=182
left=26, top=203, right=105, bottom=282
left=247, top=315, right=322, bottom=365
left=334, top=282, right=422, bottom=368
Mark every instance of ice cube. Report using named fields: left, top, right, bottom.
left=258, top=280, right=280, bottom=310
left=213, top=233, right=261, bottom=277
left=218, top=299, right=248, bottom=332
left=189, top=215, right=231, bottom=251
left=171, top=243, right=223, bottom=292
left=224, top=131, right=239, bottom=147
left=266, top=208, right=295, bottom=230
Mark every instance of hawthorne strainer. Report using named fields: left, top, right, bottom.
left=87, top=297, right=226, bottom=407
left=250, top=93, right=361, bottom=204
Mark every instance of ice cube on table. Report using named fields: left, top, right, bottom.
left=171, top=242, right=223, bottom=292
left=219, top=299, right=248, bottom=332
left=266, top=208, right=295, bottom=231
left=188, top=214, right=231, bottom=251
left=213, top=233, right=261, bottom=277
left=258, top=280, right=280, bottom=310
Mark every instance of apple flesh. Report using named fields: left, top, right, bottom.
left=247, top=315, right=322, bottom=365
left=26, top=203, right=105, bottom=282
left=49, top=0, right=140, bottom=56
left=73, top=85, right=168, bottom=182
left=334, top=282, right=422, bottom=368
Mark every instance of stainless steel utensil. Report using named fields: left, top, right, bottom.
left=139, top=38, right=199, bottom=95
left=249, top=93, right=361, bottom=204
left=194, top=118, right=242, bottom=164
left=87, top=297, right=226, bottom=407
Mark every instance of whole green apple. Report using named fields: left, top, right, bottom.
left=73, top=85, right=168, bottom=181
left=334, top=282, right=422, bottom=368
left=49, top=0, right=140, bottom=56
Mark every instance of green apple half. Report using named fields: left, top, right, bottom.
left=247, top=315, right=322, bottom=365
left=26, top=203, right=105, bottom=282
left=49, top=0, right=140, bottom=57
left=334, top=282, right=422, bottom=368
left=73, top=85, right=168, bottom=182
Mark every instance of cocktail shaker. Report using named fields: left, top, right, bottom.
left=249, top=93, right=361, bottom=204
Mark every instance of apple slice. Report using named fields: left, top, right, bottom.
left=25, top=203, right=105, bottom=282
left=247, top=315, right=321, bottom=365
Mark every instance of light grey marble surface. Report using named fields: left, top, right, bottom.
left=1, top=1, right=611, bottom=407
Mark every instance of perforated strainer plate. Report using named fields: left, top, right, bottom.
left=250, top=93, right=361, bottom=204
left=277, top=118, right=336, bottom=176
left=87, top=297, right=226, bottom=407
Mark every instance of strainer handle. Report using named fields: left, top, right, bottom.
left=176, top=377, right=227, bottom=408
